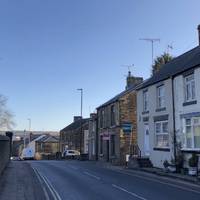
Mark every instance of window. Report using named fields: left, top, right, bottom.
left=183, top=117, right=200, bottom=149
left=157, top=85, right=165, bottom=108
left=184, top=74, right=195, bottom=102
left=111, top=105, right=115, bottom=126
left=155, top=121, right=169, bottom=148
left=92, top=122, right=95, bottom=132
left=92, top=139, right=95, bottom=155
left=110, top=135, right=115, bottom=155
left=143, top=90, right=148, bottom=111
left=99, top=110, right=104, bottom=128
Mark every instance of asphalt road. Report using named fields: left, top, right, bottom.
left=28, top=160, right=200, bottom=200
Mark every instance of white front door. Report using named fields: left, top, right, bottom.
left=144, top=124, right=150, bottom=156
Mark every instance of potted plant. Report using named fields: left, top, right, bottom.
left=176, top=153, right=184, bottom=173
left=168, top=158, right=176, bottom=173
left=188, top=153, right=198, bottom=176
left=163, top=160, right=169, bottom=172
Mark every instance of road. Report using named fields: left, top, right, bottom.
left=28, top=160, right=200, bottom=200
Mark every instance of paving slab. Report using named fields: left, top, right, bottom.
left=0, top=161, right=45, bottom=200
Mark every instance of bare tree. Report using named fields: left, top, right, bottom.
left=0, top=95, right=15, bottom=131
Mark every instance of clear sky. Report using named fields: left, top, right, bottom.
left=0, top=0, right=200, bottom=131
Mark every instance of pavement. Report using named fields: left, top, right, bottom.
left=95, top=160, right=200, bottom=184
left=135, top=167, right=200, bottom=184
left=0, top=161, right=46, bottom=200
left=1, top=160, right=200, bottom=200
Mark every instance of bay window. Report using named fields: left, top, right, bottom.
left=183, top=117, right=200, bottom=149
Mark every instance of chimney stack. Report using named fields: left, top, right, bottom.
left=126, top=71, right=143, bottom=90
left=198, top=25, right=200, bottom=46
left=74, top=116, right=82, bottom=122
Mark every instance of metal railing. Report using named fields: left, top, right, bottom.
left=130, top=144, right=141, bottom=158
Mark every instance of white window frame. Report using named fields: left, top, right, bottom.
left=183, top=117, right=200, bottom=150
left=154, top=120, right=169, bottom=148
left=143, top=90, right=148, bottom=112
left=184, top=74, right=195, bottom=102
left=157, top=85, right=165, bottom=109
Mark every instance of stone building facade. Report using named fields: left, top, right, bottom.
left=88, top=113, right=98, bottom=160
left=97, top=72, right=143, bottom=165
left=59, top=117, right=89, bottom=154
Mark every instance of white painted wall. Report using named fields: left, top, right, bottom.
left=174, top=67, right=200, bottom=148
left=137, top=78, right=174, bottom=168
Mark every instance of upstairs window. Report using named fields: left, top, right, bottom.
left=99, top=110, right=104, bottom=128
left=157, top=85, right=165, bottom=108
left=143, top=90, right=148, bottom=112
left=111, top=105, right=115, bottom=126
left=184, top=74, right=195, bottom=102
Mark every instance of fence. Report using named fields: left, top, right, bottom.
left=0, top=135, right=10, bottom=175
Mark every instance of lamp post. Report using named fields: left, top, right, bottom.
left=77, top=88, right=83, bottom=154
left=27, top=118, right=31, bottom=144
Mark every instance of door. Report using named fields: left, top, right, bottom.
left=144, top=124, right=150, bottom=156
left=106, top=140, right=109, bottom=162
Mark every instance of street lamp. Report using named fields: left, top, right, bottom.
left=77, top=88, right=83, bottom=154
left=27, top=118, right=31, bottom=143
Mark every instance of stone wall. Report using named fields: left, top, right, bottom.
left=0, top=135, right=10, bottom=175
left=119, top=90, right=137, bottom=162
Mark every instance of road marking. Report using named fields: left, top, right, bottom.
left=112, top=184, right=147, bottom=200
left=32, top=167, right=62, bottom=200
left=113, top=169, right=200, bottom=195
left=68, top=165, right=79, bottom=170
left=83, top=171, right=101, bottom=180
left=42, top=174, right=62, bottom=200
left=32, top=167, right=50, bottom=200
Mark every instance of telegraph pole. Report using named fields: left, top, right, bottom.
left=140, top=38, right=160, bottom=66
left=77, top=88, right=83, bottom=154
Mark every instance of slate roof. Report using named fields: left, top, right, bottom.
left=36, top=135, right=59, bottom=143
left=60, top=118, right=89, bottom=132
left=137, top=45, right=200, bottom=90
left=97, top=84, right=140, bottom=109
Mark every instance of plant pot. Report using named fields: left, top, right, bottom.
left=168, top=165, right=176, bottom=173
left=188, top=167, right=197, bottom=176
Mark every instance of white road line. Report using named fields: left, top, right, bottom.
left=83, top=171, right=101, bottom=180
left=112, top=184, right=147, bottom=200
left=68, top=165, right=79, bottom=170
left=32, top=167, right=62, bottom=200
left=42, top=175, right=62, bottom=200
left=32, top=167, right=50, bottom=200
left=114, top=169, right=200, bottom=195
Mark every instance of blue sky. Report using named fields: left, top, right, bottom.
left=0, top=0, right=200, bottom=131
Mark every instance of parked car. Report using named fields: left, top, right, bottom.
left=62, top=150, right=80, bottom=159
left=10, top=156, right=22, bottom=161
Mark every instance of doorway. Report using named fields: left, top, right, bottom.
left=144, top=124, right=150, bottom=156
left=106, top=140, right=109, bottom=162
